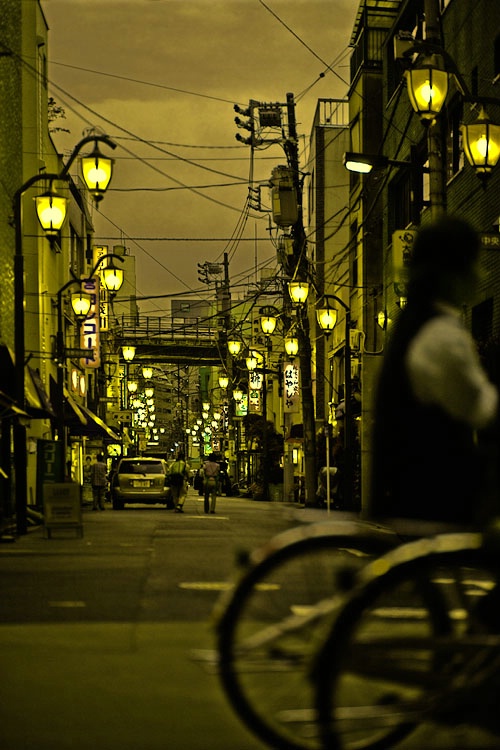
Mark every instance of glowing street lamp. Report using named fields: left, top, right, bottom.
left=462, top=107, right=500, bottom=178
left=405, top=54, right=449, bottom=121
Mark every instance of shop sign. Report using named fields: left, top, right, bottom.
left=284, top=363, right=300, bottom=413
left=80, top=277, right=100, bottom=368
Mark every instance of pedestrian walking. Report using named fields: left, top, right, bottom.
left=90, top=454, right=108, bottom=511
left=370, top=216, right=498, bottom=524
left=169, top=452, right=190, bottom=513
left=203, top=453, right=220, bottom=514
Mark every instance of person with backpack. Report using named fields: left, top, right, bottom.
left=169, top=452, right=190, bottom=513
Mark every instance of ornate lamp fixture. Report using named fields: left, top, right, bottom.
left=260, top=312, right=278, bottom=335
left=284, top=334, right=299, bottom=358
left=316, top=303, right=338, bottom=337
left=34, top=185, right=68, bottom=235
left=101, top=260, right=124, bottom=293
left=405, top=54, right=449, bottom=121
left=461, top=107, right=500, bottom=177
left=288, top=281, right=310, bottom=305
left=245, top=351, right=258, bottom=371
left=218, top=372, right=229, bottom=389
left=233, top=387, right=243, bottom=402
left=227, top=338, right=242, bottom=356
left=70, top=291, right=92, bottom=321
left=122, top=345, right=136, bottom=361
left=80, top=140, right=115, bottom=202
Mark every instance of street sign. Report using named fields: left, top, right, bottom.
left=480, top=233, right=500, bottom=250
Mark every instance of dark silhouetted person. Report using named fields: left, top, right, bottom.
left=169, top=452, right=190, bottom=513
left=91, top=454, right=108, bottom=511
left=203, top=453, right=220, bottom=514
left=370, top=216, right=498, bottom=525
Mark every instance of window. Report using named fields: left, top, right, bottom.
left=446, top=98, right=464, bottom=179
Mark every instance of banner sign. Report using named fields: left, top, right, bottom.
left=248, top=389, right=262, bottom=414
left=80, top=277, right=100, bottom=368
left=284, top=363, right=300, bottom=413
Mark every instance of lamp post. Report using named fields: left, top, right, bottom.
left=13, top=134, right=116, bottom=534
left=316, top=294, right=353, bottom=512
left=55, top=253, right=125, bottom=479
left=401, top=0, right=500, bottom=204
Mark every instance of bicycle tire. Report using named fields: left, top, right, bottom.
left=215, top=519, right=399, bottom=750
left=315, top=532, right=496, bottom=750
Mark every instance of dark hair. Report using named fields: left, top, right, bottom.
left=408, top=216, right=479, bottom=292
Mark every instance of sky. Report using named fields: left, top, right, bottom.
left=40, top=0, right=359, bottom=315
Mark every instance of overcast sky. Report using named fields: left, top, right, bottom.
left=40, top=0, right=358, bottom=314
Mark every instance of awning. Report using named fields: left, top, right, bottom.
left=80, top=405, right=121, bottom=441
left=0, top=345, right=55, bottom=419
left=63, top=388, right=88, bottom=426
left=70, top=404, right=121, bottom=442
left=0, top=389, right=30, bottom=420
left=26, top=367, right=56, bottom=418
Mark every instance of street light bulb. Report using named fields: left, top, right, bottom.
left=81, top=142, right=114, bottom=201
left=228, top=339, right=242, bottom=356
left=142, top=366, right=153, bottom=379
left=246, top=354, right=258, bottom=371
left=260, top=315, right=277, bottom=335
left=101, top=263, right=124, bottom=292
left=127, top=381, right=138, bottom=393
left=70, top=291, right=92, bottom=320
left=405, top=58, right=448, bottom=120
left=462, top=108, right=500, bottom=176
left=288, top=281, right=310, bottom=305
left=233, top=388, right=243, bottom=402
left=284, top=336, right=299, bottom=358
left=316, top=306, right=338, bottom=334
left=218, top=373, right=229, bottom=389
left=122, top=345, right=136, bottom=361
left=34, top=189, right=68, bottom=235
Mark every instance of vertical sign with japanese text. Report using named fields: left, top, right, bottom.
left=80, top=277, right=100, bottom=368
left=284, top=363, right=300, bottom=413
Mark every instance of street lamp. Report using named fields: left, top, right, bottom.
left=405, top=53, right=449, bottom=121
left=343, top=152, right=412, bottom=174
left=54, top=252, right=125, bottom=478
left=122, top=345, right=136, bottom=362
left=227, top=337, right=243, bottom=356
left=461, top=107, right=500, bottom=177
left=284, top=334, right=299, bottom=359
left=13, top=134, right=116, bottom=535
left=316, top=294, right=353, bottom=512
left=288, top=280, right=310, bottom=305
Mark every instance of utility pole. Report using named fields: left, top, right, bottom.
left=233, top=93, right=317, bottom=505
left=283, top=93, right=317, bottom=506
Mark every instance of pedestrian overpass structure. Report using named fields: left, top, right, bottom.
left=116, top=314, right=224, bottom=367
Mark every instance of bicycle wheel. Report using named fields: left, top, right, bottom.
left=215, top=520, right=399, bottom=750
left=315, top=532, right=497, bottom=750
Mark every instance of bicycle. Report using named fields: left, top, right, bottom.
left=213, top=515, right=403, bottom=750
left=313, top=526, right=500, bottom=750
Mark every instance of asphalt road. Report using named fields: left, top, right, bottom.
left=1, top=491, right=499, bottom=750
